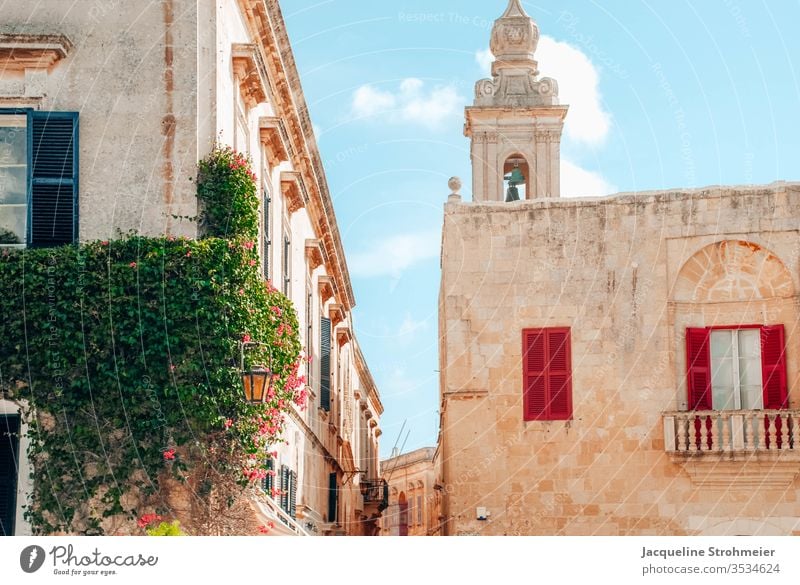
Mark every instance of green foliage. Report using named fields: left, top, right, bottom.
left=0, top=235, right=303, bottom=534
left=146, top=520, right=186, bottom=536
left=196, top=145, right=260, bottom=240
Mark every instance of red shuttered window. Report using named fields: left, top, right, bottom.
left=686, top=325, right=787, bottom=410
left=523, top=328, right=573, bottom=421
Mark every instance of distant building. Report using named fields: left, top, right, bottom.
left=380, top=447, right=442, bottom=536
left=438, top=0, right=800, bottom=536
left=0, top=0, right=383, bottom=536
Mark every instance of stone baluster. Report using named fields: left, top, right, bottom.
left=720, top=413, right=730, bottom=452
left=757, top=412, right=767, bottom=450
left=677, top=415, right=688, bottom=452
left=699, top=415, right=710, bottom=451
left=791, top=414, right=799, bottom=450
left=767, top=413, right=778, bottom=450
left=688, top=414, right=698, bottom=452
left=780, top=413, right=790, bottom=451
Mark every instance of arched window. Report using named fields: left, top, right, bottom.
left=398, top=491, right=408, bottom=536
left=503, top=155, right=530, bottom=201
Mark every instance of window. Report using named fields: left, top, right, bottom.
left=306, top=281, right=313, bottom=387
left=262, top=184, right=271, bottom=280
left=522, top=328, right=573, bottom=421
left=0, top=110, right=78, bottom=248
left=320, top=316, right=331, bottom=411
left=687, top=325, right=787, bottom=411
left=407, top=493, right=414, bottom=527
left=416, top=495, right=423, bottom=526
left=282, top=232, right=291, bottom=296
left=327, top=472, right=338, bottom=523
left=0, top=415, right=20, bottom=536
left=261, top=455, right=274, bottom=495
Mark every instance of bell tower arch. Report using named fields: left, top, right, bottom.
left=466, top=0, right=569, bottom=202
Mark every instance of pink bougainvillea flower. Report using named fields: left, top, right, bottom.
left=163, top=448, right=176, bottom=461
left=242, top=334, right=251, bottom=343
left=238, top=288, right=245, bottom=296
left=101, top=241, right=109, bottom=246
left=249, top=259, right=257, bottom=267
left=224, top=418, right=233, bottom=429
left=185, top=251, right=192, bottom=257
left=169, top=364, right=176, bottom=372
left=129, top=262, right=137, bottom=268
left=242, top=241, right=255, bottom=250
left=137, top=513, right=162, bottom=529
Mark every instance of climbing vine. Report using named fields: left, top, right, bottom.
left=0, top=149, right=305, bottom=534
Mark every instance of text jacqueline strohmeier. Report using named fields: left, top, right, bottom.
left=641, top=546, right=776, bottom=559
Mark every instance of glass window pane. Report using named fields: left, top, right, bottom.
left=0, top=114, right=28, bottom=246
left=741, top=385, right=763, bottom=410
left=710, top=330, right=733, bottom=358
left=738, top=329, right=760, bottom=358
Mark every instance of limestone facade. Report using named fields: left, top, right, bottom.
left=380, top=447, right=443, bottom=536
left=438, top=1, right=800, bottom=537
left=0, top=0, right=383, bottom=536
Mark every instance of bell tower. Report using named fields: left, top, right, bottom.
left=466, top=0, right=568, bottom=202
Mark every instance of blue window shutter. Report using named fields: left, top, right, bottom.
left=0, top=416, right=20, bottom=536
left=261, top=456, right=274, bottom=495
left=320, top=317, right=331, bottom=411
left=280, top=465, right=289, bottom=512
left=30, top=111, right=78, bottom=247
left=289, top=470, right=297, bottom=519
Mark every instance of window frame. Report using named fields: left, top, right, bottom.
left=522, top=327, right=573, bottom=422
left=0, top=108, right=79, bottom=248
left=686, top=324, right=788, bottom=412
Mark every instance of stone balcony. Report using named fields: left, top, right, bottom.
left=662, top=410, right=800, bottom=488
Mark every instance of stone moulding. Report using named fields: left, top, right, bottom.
left=318, top=275, right=336, bottom=303
left=304, top=238, right=325, bottom=271
left=328, top=303, right=345, bottom=328
left=672, top=454, right=800, bottom=489
left=280, top=170, right=306, bottom=214
left=0, top=33, right=72, bottom=71
left=259, top=116, right=291, bottom=168
left=231, top=43, right=269, bottom=108
left=335, top=325, right=351, bottom=347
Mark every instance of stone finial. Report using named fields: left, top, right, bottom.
left=448, top=177, right=462, bottom=202
left=490, top=0, right=539, bottom=64
left=473, top=0, right=559, bottom=108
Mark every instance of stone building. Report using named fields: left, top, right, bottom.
left=379, top=447, right=443, bottom=536
left=0, top=0, right=383, bottom=536
left=438, top=0, right=800, bottom=536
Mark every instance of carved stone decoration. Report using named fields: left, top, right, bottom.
left=0, top=33, right=72, bottom=71
left=490, top=0, right=539, bottom=63
left=305, top=239, right=325, bottom=271
left=280, top=171, right=306, bottom=214
left=474, top=0, right=560, bottom=109
left=231, top=43, right=269, bottom=109
left=329, top=304, right=345, bottom=328
left=318, top=275, right=336, bottom=303
left=259, top=116, right=291, bottom=168
left=335, top=325, right=352, bottom=347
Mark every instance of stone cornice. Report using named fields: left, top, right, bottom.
left=280, top=170, right=306, bottom=214
left=0, top=33, right=72, bottom=71
left=238, top=0, right=355, bottom=310
left=305, top=238, right=325, bottom=271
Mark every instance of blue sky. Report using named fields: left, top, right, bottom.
left=283, top=1, right=800, bottom=457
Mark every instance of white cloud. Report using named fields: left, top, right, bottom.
left=475, top=36, right=611, bottom=146
left=398, top=313, right=429, bottom=338
left=349, top=230, right=439, bottom=279
left=351, top=78, right=462, bottom=130
left=561, top=159, right=616, bottom=198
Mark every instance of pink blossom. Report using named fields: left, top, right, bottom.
left=242, top=334, right=251, bottom=343
left=163, top=449, right=176, bottom=461
left=129, top=262, right=137, bottom=268
left=137, top=514, right=162, bottom=529
left=243, top=241, right=255, bottom=251
left=101, top=241, right=109, bottom=247
left=249, top=259, right=257, bottom=267
left=224, top=419, right=233, bottom=429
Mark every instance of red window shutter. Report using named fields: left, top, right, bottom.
left=523, top=330, right=547, bottom=420
left=523, top=328, right=572, bottom=421
left=547, top=329, right=572, bottom=420
left=761, top=325, right=787, bottom=409
left=686, top=328, right=711, bottom=410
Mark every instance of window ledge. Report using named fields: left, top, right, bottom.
left=0, top=34, right=72, bottom=71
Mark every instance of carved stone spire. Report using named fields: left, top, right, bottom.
left=475, top=0, right=559, bottom=108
